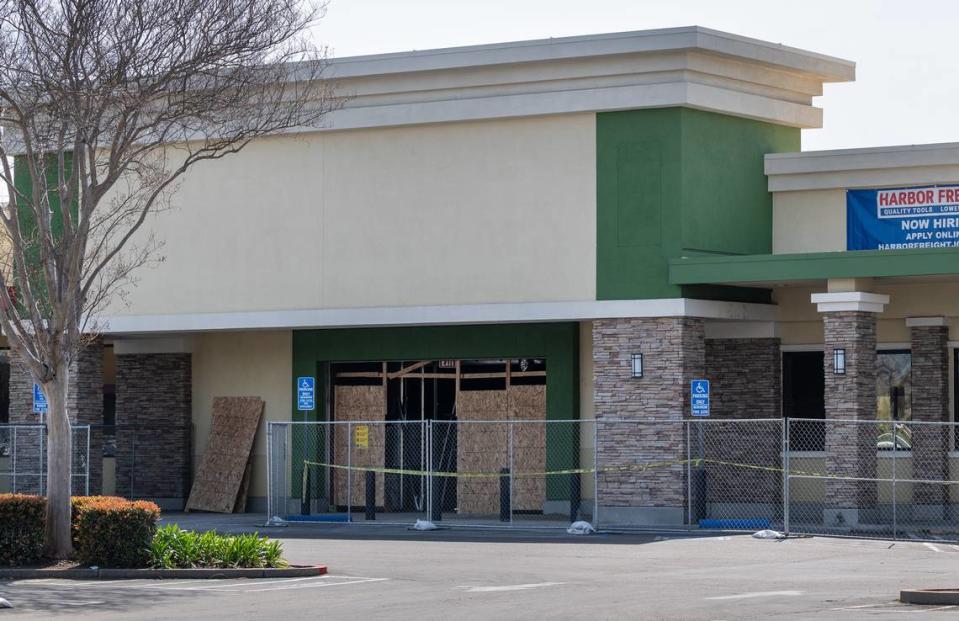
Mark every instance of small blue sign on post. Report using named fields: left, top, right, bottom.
left=690, top=379, right=710, bottom=417
left=297, top=377, right=315, bottom=411
left=32, top=383, right=48, bottom=415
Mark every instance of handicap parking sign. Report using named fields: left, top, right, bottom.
left=297, top=377, right=315, bottom=411
left=32, top=384, right=48, bottom=415
left=690, top=379, right=709, bottom=417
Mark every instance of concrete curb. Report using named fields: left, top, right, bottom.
left=900, top=589, right=959, bottom=606
left=0, top=565, right=327, bottom=580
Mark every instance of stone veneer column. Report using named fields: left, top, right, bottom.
left=8, top=354, right=42, bottom=493
left=705, top=336, right=782, bottom=511
left=8, top=341, right=103, bottom=495
left=67, top=340, right=104, bottom=495
left=593, top=317, right=704, bottom=525
left=706, top=338, right=782, bottom=419
left=813, top=291, right=888, bottom=528
left=115, top=353, right=192, bottom=508
left=908, top=318, right=950, bottom=521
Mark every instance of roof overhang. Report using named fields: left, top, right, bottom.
left=98, top=298, right=777, bottom=336
left=316, top=26, right=855, bottom=131
left=765, top=142, right=959, bottom=192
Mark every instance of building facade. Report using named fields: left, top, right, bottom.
left=2, top=26, right=957, bottom=527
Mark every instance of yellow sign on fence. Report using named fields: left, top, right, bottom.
left=354, top=425, right=369, bottom=449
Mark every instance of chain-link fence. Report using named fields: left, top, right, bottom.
left=786, top=417, right=959, bottom=540
left=268, top=420, right=587, bottom=527
left=267, top=418, right=959, bottom=541
left=0, top=424, right=90, bottom=496
left=95, top=424, right=193, bottom=502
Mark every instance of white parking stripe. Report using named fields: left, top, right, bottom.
left=923, top=543, right=943, bottom=553
left=235, top=577, right=389, bottom=593
left=705, top=590, right=803, bottom=601
left=145, top=575, right=328, bottom=591
left=458, top=582, right=563, bottom=593
left=830, top=601, right=900, bottom=610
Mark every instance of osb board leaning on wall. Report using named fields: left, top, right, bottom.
left=456, top=385, right=545, bottom=515
left=333, top=385, right=385, bottom=508
left=186, top=396, right=264, bottom=513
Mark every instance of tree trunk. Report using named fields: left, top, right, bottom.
left=43, top=372, right=73, bottom=559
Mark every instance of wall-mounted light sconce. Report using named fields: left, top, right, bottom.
left=631, top=353, right=644, bottom=378
left=833, top=348, right=846, bottom=375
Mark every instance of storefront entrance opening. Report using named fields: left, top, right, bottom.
left=328, top=359, right=547, bottom=514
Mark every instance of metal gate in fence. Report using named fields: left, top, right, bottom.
left=0, top=424, right=91, bottom=496
left=267, top=418, right=959, bottom=542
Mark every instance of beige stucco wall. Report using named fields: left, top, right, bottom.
left=786, top=455, right=959, bottom=504
left=191, top=330, right=292, bottom=500
left=772, top=189, right=846, bottom=254
left=775, top=282, right=959, bottom=345
left=109, top=114, right=597, bottom=316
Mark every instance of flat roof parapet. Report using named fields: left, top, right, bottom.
left=766, top=142, right=959, bottom=192
left=312, top=26, right=855, bottom=131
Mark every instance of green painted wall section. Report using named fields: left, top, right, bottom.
left=14, top=153, right=75, bottom=238
left=670, top=246, right=959, bottom=285
left=291, top=323, right=580, bottom=503
left=596, top=107, right=800, bottom=300
left=13, top=153, right=75, bottom=314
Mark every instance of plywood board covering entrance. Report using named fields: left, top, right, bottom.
left=456, top=385, right=546, bottom=515
left=186, top=397, right=264, bottom=513
left=334, top=385, right=386, bottom=507
left=509, top=385, right=547, bottom=513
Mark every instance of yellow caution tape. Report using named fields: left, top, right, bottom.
left=302, top=458, right=694, bottom=479
left=301, top=458, right=959, bottom=486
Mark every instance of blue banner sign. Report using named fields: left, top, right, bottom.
left=847, top=185, right=959, bottom=250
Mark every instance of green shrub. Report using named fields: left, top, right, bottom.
left=148, top=524, right=287, bottom=569
left=0, top=494, right=45, bottom=566
left=73, top=496, right=160, bottom=568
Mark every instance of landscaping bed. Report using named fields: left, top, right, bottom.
left=0, top=493, right=311, bottom=578
left=0, top=565, right=327, bottom=580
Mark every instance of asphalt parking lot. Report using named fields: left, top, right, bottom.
left=3, top=516, right=959, bottom=619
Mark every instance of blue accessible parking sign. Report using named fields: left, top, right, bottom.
left=32, top=383, right=48, bottom=415
left=690, top=379, right=709, bottom=417
left=297, top=377, right=315, bottom=411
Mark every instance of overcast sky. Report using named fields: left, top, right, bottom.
left=311, top=0, right=957, bottom=152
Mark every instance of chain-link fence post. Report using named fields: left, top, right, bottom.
left=686, top=420, right=693, bottom=528
left=508, top=420, right=514, bottom=526
left=783, top=419, right=790, bottom=537
left=892, top=429, right=898, bottom=541
left=266, top=422, right=273, bottom=524
left=85, top=425, right=91, bottom=496
left=593, top=419, right=599, bottom=530
left=10, top=426, right=16, bottom=494
left=427, top=420, right=435, bottom=522
left=346, top=421, right=352, bottom=522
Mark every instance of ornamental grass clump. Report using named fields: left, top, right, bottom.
left=148, top=524, right=287, bottom=569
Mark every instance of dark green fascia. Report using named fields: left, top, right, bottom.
left=293, top=322, right=578, bottom=422
left=596, top=107, right=799, bottom=301
left=669, top=247, right=959, bottom=285
left=291, top=323, right=581, bottom=502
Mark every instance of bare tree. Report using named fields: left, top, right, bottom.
left=0, top=0, right=336, bottom=558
